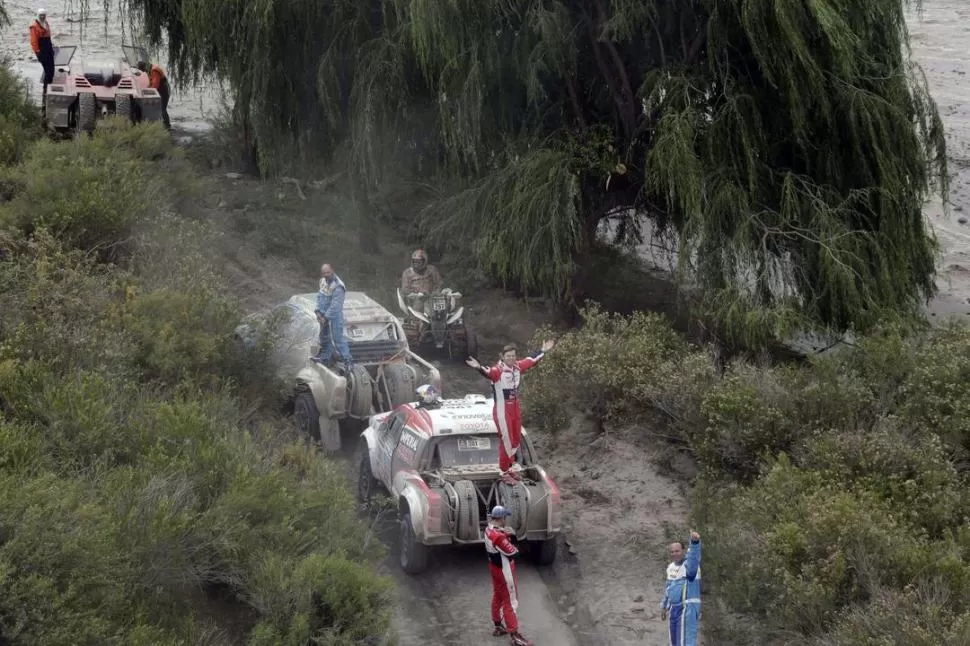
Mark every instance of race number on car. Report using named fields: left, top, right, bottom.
left=457, top=436, right=491, bottom=451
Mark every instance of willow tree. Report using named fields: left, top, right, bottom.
left=123, top=0, right=947, bottom=338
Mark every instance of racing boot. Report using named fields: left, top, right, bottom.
left=509, top=632, right=533, bottom=646
left=492, top=622, right=508, bottom=636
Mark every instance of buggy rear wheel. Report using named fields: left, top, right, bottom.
left=115, top=93, right=133, bottom=122
left=294, top=390, right=321, bottom=442
left=77, top=92, right=96, bottom=134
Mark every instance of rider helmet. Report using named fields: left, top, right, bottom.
left=415, top=383, right=440, bottom=406
left=411, top=249, right=428, bottom=273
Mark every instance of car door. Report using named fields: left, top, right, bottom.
left=376, top=411, right=406, bottom=486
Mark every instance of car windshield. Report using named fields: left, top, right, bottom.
left=430, top=435, right=500, bottom=467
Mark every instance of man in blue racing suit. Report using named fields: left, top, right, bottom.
left=660, top=531, right=701, bottom=646
left=310, top=263, right=353, bottom=366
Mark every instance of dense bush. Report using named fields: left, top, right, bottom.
left=0, top=120, right=177, bottom=254
left=0, top=60, right=38, bottom=166
left=0, top=94, right=390, bottom=643
left=526, top=306, right=970, bottom=645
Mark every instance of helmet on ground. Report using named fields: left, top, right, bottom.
left=415, top=383, right=439, bottom=405
left=411, top=249, right=427, bottom=272
left=490, top=505, right=512, bottom=519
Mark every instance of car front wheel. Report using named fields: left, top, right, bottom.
left=358, top=450, right=378, bottom=504
left=399, top=511, right=430, bottom=575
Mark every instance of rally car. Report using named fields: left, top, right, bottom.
left=357, top=394, right=561, bottom=574
left=235, top=292, right=441, bottom=453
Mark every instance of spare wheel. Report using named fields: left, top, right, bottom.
left=497, top=481, right=529, bottom=533
left=452, top=480, right=480, bottom=541
left=381, top=363, right=417, bottom=409
left=346, top=364, right=374, bottom=418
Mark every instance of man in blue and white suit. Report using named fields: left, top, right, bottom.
left=660, top=530, right=701, bottom=646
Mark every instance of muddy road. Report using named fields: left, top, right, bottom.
left=207, top=188, right=677, bottom=645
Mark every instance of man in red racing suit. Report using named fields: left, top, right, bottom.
left=466, top=339, right=555, bottom=480
left=485, top=505, right=533, bottom=646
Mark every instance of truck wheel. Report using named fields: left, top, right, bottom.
left=453, top=480, right=480, bottom=541
left=382, top=363, right=416, bottom=409
left=531, top=536, right=558, bottom=566
left=294, top=391, right=321, bottom=442
left=115, top=93, right=133, bottom=122
left=77, top=93, right=96, bottom=134
left=358, top=448, right=379, bottom=503
left=346, top=364, right=374, bottom=418
left=399, top=511, right=429, bottom=575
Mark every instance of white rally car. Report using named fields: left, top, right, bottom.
left=357, top=394, right=562, bottom=574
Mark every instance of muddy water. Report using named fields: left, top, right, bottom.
left=0, top=0, right=221, bottom=132
left=908, top=1, right=970, bottom=321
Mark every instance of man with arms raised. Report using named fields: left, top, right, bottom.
left=466, top=340, right=555, bottom=483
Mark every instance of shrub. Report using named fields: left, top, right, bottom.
left=894, top=324, right=970, bottom=459
left=525, top=303, right=714, bottom=430
left=815, top=587, right=970, bottom=646
left=695, top=453, right=970, bottom=636
left=0, top=123, right=392, bottom=643
left=524, top=305, right=970, bottom=646
left=0, top=120, right=175, bottom=254
left=0, top=61, right=39, bottom=165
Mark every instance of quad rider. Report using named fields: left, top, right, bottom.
left=310, top=263, right=353, bottom=367
left=136, top=60, right=172, bottom=130
left=401, top=248, right=443, bottom=299
left=466, top=340, right=555, bottom=483
left=485, top=505, right=533, bottom=646
left=29, top=9, right=55, bottom=97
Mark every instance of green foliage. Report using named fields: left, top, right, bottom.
left=0, top=120, right=177, bottom=254
left=123, top=0, right=945, bottom=339
left=0, top=117, right=391, bottom=643
left=0, top=60, right=40, bottom=165
left=526, top=307, right=970, bottom=644
left=525, top=303, right=713, bottom=430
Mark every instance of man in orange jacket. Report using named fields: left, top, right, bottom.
left=136, top=60, right=171, bottom=130
left=29, top=8, right=55, bottom=93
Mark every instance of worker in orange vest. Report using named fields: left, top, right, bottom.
left=29, top=8, right=55, bottom=94
left=136, top=60, right=171, bottom=130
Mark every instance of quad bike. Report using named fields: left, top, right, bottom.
left=396, top=288, right=478, bottom=360
left=43, top=44, right=164, bottom=136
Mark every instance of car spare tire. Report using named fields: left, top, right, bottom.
left=381, top=363, right=416, bottom=409
left=452, top=480, right=480, bottom=541
left=346, top=364, right=374, bottom=418
left=497, top=481, right=528, bottom=534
